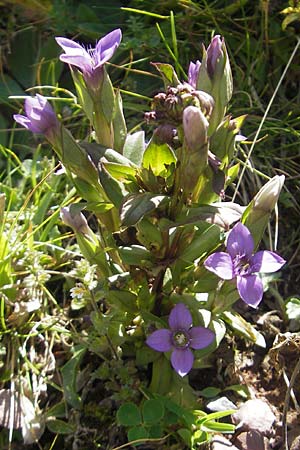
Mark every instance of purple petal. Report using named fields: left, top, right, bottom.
left=250, top=250, right=286, bottom=274
left=14, top=95, right=58, bottom=135
left=95, top=29, right=122, bottom=66
left=227, top=222, right=254, bottom=258
left=171, top=348, right=194, bottom=377
left=168, top=303, right=192, bottom=331
left=55, top=37, right=92, bottom=72
left=188, top=60, right=201, bottom=88
left=146, top=329, right=172, bottom=352
left=204, top=252, right=234, bottom=280
left=189, top=326, right=215, bottom=350
left=237, top=275, right=264, bottom=308
left=13, top=114, right=38, bottom=132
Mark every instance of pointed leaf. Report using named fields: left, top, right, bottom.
left=113, top=89, right=127, bottom=152
left=61, top=345, right=86, bottom=410
left=142, top=139, right=176, bottom=176
left=98, top=161, right=128, bottom=207
left=120, top=193, right=167, bottom=227
left=222, top=311, right=266, bottom=347
left=102, top=161, right=137, bottom=181
left=151, top=63, right=180, bottom=88
left=123, top=131, right=145, bottom=166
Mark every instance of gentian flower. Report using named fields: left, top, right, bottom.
left=146, top=303, right=215, bottom=377
left=188, top=60, right=201, bottom=88
left=204, top=222, right=286, bottom=308
left=13, top=94, right=59, bottom=141
left=55, top=29, right=122, bottom=90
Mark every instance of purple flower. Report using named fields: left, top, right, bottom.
left=204, top=222, right=286, bottom=308
left=188, top=60, right=201, bottom=88
left=146, top=303, right=215, bottom=377
left=55, top=29, right=122, bottom=90
left=13, top=94, right=59, bottom=140
left=206, top=35, right=223, bottom=78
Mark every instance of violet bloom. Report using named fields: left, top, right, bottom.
left=55, top=29, right=122, bottom=90
left=146, top=303, right=215, bottom=377
left=204, top=222, right=286, bottom=308
left=188, top=60, right=201, bottom=88
left=13, top=94, right=59, bottom=141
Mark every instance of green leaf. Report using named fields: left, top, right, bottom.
left=222, top=311, right=266, bottom=347
left=120, top=193, right=167, bottom=227
left=100, top=67, right=115, bottom=124
left=177, top=428, right=192, bottom=446
left=142, top=139, right=176, bottom=176
left=7, top=28, right=37, bottom=87
left=180, top=224, right=221, bottom=263
left=108, top=290, right=138, bottom=313
left=118, top=245, right=154, bottom=267
left=117, top=403, right=142, bottom=427
left=46, top=402, right=66, bottom=419
left=127, top=426, right=149, bottom=444
left=224, top=384, right=250, bottom=399
left=123, top=131, right=145, bottom=166
left=113, top=90, right=127, bottom=153
left=148, top=423, right=163, bottom=438
left=178, top=202, right=244, bottom=229
left=81, top=142, right=137, bottom=168
left=161, top=397, right=194, bottom=428
left=152, top=63, right=180, bottom=88
left=142, top=399, right=164, bottom=425
left=46, top=419, right=76, bottom=435
left=0, top=74, right=24, bottom=106
left=98, top=161, right=128, bottom=207
left=199, top=387, right=221, bottom=399
left=102, top=161, right=137, bottom=181
left=71, top=68, right=94, bottom=123
left=200, top=420, right=235, bottom=433
left=136, top=346, right=161, bottom=366
left=61, top=345, right=86, bottom=410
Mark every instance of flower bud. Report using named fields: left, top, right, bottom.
left=14, top=94, right=59, bottom=143
left=183, top=105, right=209, bottom=150
left=253, top=175, right=285, bottom=213
left=243, top=175, right=285, bottom=248
left=60, top=206, right=91, bottom=235
left=61, top=205, right=109, bottom=276
left=206, top=35, right=223, bottom=78
left=180, top=106, right=209, bottom=203
left=196, top=35, right=233, bottom=134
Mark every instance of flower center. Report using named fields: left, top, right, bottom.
left=172, top=330, right=190, bottom=348
left=233, top=254, right=251, bottom=276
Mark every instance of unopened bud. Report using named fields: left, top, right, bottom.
left=253, top=175, right=285, bottom=213
left=183, top=106, right=209, bottom=150
left=60, top=206, right=91, bottom=235
left=196, top=35, right=233, bottom=134
left=243, top=175, right=285, bottom=248
left=207, top=35, right=223, bottom=78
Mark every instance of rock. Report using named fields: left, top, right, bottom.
left=234, top=431, right=271, bottom=450
left=206, top=396, right=237, bottom=412
left=211, top=435, right=239, bottom=450
left=232, top=399, right=276, bottom=435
